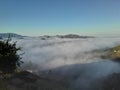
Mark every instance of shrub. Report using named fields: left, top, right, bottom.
left=0, top=37, right=23, bottom=74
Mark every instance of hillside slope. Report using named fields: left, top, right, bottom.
left=4, top=71, right=68, bottom=90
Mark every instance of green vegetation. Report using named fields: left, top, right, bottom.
left=0, top=37, right=23, bottom=74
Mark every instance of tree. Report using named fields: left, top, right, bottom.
left=0, top=37, right=23, bottom=74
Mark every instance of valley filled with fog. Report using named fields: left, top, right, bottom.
left=12, top=37, right=120, bottom=90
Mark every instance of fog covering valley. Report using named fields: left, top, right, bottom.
left=9, top=36, right=120, bottom=90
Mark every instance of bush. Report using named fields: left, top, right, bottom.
left=0, top=37, right=23, bottom=74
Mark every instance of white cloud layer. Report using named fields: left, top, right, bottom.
left=14, top=37, right=120, bottom=90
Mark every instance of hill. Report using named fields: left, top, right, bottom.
left=56, top=34, right=94, bottom=38
left=0, top=33, right=24, bottom=38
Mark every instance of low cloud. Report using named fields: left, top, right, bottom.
left=14, top=37, right=120, bottom=90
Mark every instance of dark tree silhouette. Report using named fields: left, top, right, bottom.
left=0, top=37, right=23, bottom=74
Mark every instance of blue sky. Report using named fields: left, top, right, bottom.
left=0, top=0, right=120, bottom=36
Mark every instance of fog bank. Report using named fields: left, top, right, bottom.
left=14, top=37, right=120, bottom=90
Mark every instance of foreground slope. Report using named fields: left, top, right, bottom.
left=2, top=71, right=67, bottom=90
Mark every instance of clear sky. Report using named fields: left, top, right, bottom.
left=0, top=0, right=120, bottom=36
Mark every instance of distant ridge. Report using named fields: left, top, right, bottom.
left=55, top=34, right=94, bottom=38
left=40, top=34, right=94, bottom=39
left=0, top=33, right=24, bottom=38
left=0, top=33, right=94, bottom=39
